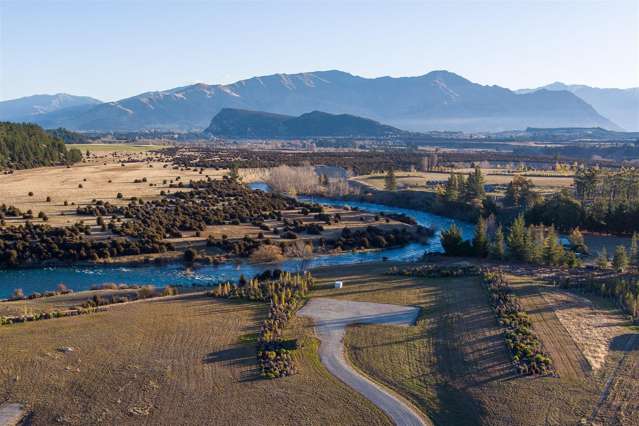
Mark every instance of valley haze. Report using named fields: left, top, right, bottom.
left=1, top=70, right=631, bottom=133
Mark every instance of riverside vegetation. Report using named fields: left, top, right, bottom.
left=0, top=176, right=428, bottom=268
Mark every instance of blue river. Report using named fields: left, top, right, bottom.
left=0, top=184, right=472, bottom=298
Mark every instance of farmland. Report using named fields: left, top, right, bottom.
left=309, top=262, right=638, bottom=426
left=353, top=169, right=574, bottom=195
left=0, top=291, right=390, bottom=425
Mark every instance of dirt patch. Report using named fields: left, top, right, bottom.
left=540, top=290, right=628, bottom=371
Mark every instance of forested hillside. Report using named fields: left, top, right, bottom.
left=0, top=122, right=82, bottom=169
left=46, top=127, right=90, bottom=144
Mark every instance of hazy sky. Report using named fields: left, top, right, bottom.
left=1, top=0, right=638, bottom=101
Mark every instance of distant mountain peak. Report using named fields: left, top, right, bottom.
left=516, top=82, right=639, bottom=131
left=0, top=93, right=102, bottom=122
left=5, top=70, right=622, bottom=132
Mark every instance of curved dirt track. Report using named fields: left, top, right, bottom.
left=299, top=298, right=429, bottom=426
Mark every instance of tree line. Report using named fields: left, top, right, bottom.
left=0, top=122, right=82, bottom=169
left=441, top=215, right=583, bottom=268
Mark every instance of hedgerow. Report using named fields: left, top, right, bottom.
left=388, top=262, right=480, bottom=277
left=482, top=270, right=554, bottom=376
left=209, top=271, right=313, bottom=378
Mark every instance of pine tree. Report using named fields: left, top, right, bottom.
left=444, top=172, right=459, bottom=201
left=440, top=224, right=464, bottom=256
left=385, top=169, right=397, bottom=191
left=529, top=225, right=544, bottom=264
left=569, top=227, right=588, bottom=254
left=543, top=226, right=565, bottom=266
left=612, top=245, right=629, bottom=272
left=228, top=163, right=240, bottom=181
left=507, top=215, right=529, bottom=261
left=473, top=216, right=489, bottom=257
left=491, top=225, right=506, bottom=259
left=596, top=247, right=609, bottom=269
left=464, top=166, right=486, bottom=201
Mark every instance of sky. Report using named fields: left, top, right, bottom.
left=1, top=0, right=638, bottom=102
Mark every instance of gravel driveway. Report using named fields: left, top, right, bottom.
left=299, top=298, right=429, bottom=426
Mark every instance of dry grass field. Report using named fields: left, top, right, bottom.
left=353, top=170, right=574, bottom=194
left=66, top=143, right=164, bottom=153
left=0, top=159, right=222, bottom=227
left=0, top=292, right=390, bottom=425
left=0, top=288, right=142, bottom=317
left=506, top=274, right=639, bottom=426
left=309, top=262, right=638, bottom=426
left=2, top=261, right=637, bottom=425
left=0, top=151, right=410, bottom=262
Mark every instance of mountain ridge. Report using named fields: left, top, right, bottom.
left=3, top=70, right=620, bottom=132
left=0, top=94, right=102, bottom=122
left=516, top=83, right=639, bottom=131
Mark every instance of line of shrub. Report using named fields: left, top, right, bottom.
left=209, top=270, right=313, bottom=378
left=482, top=270, right=554, bottom=376
left=387, top=262, right=480, bottom=277
left=0, top=306, right=108, bottom=326
left=2, top=285, right=179, bottom=326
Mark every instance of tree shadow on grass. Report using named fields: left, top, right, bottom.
left=203, top=344, right=263, bottom=382
left=609, top=333, right=639, bottom=352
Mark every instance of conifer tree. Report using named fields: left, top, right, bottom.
left=543, top=226, right=565, bottom=266
left=464, top=166, right=486, bottom=201
left=507, top=215, right=529, bottom=261
left=473, top=216, right=489, bottom=257
left=444, top=172, right=459, bottom=201
left=385, top=169, right=397, bottom=191
left=596, top=247, right=609, bottom=269
left=491, top=225, right=506, bottom=259
left=529, top=225, right=544, bottom=264
left=569, top=228, right=588, bottom=254
left=441, top=224, right=465, bottom=256
left=612, top=245, right=629, bottom=272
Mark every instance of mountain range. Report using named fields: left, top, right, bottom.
left=0, top=70, right=634, bottom=133
left=205, top=108, right=404, bottom=138
left=0, top=94, right=102, bottom=124
left=517, top=83, right=639, bottom=131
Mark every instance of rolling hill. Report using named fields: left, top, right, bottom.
left=204, top=108, right=405, bottom=138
